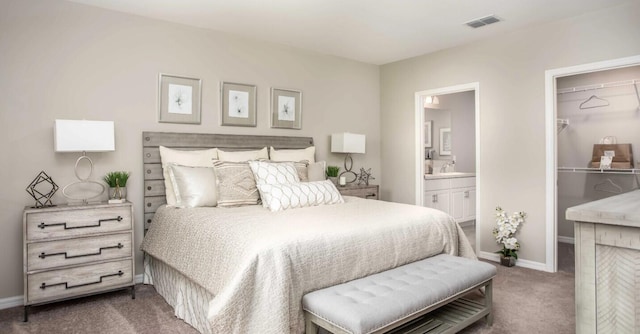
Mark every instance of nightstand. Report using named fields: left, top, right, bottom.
left=337, top=184, right=379, bottom=200
left=23, top=202, right=135, bottom=321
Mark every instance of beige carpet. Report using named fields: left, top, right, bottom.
left=0, top=261, right=574, bottom=334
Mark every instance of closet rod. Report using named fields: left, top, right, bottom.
left=558, top=167, right=640, bottom=175
left=557, top=79, right=640, bottom=95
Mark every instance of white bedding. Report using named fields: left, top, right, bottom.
left=140, top=196, right=475, bottom=334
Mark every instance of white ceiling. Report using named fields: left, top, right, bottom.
left=67, top=0, right=630, bottom=65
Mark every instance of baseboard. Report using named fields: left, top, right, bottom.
left=0, top=274, right=145, bottom=310
left=557, top=236, right=575, bottom=244
left=478, top=251, right=550, bottom=272
left=0, top=295, right=23, bottom=311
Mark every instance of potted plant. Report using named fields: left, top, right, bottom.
left=492, top=206, right=526, bottom=267
left=326, top=166, right=340, bottom=185
left=103, top=171, right=130, bottom=202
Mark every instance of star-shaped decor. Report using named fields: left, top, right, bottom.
left=356, top=168, right=375, bottom=186
left=26, top=171, right=58, bottom=208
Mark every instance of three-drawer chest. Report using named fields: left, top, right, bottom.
left=23, top=202, right=135, bottom=321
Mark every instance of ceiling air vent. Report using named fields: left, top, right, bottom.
left=465, top=15, right=501, bottom=28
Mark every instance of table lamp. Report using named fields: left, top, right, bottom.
left=54, top=119, right=115, bottom=203
left=331, top=133, right=365, bottom=184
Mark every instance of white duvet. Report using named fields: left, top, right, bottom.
left=141, top=196, right=475, bottom=334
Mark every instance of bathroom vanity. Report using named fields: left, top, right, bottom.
left=424, top=172, right=476, bottom=223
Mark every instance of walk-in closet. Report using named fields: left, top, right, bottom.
left=556, top=65, right=640, bottom=271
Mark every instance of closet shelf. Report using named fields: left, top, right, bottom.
left=558, top=167, right=640, bottom=175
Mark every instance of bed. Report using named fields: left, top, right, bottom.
left=140, top=131, right=475, bottom=334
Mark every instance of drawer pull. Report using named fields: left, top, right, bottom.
left=39, top=243, right=124, bottom=260
left=40, top=270, right=124, bottom=290
left=365, top=193, right=376, bottom=198
left=38, top=216, right=123, bottom=230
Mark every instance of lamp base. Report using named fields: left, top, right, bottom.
left=61, top=153, right=106, bottom=204
left=339, top=153, right=358, bottom=184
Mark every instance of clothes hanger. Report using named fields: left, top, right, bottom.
left=594, top=178, right=622, bottom=194
left=579, top=95, right=610, bottom=109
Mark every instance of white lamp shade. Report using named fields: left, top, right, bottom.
left=54, top=119, right=115, bottom=152
left=331, top=133, right=366, bottom=154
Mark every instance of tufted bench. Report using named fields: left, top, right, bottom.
left=302, top=254, right=496, bottom=334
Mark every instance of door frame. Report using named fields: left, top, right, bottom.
left=414, top=82, right=480, bottom=249
left=544, top=55, right=640, bottom=272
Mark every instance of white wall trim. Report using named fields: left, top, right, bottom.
left=544, top=54, right=640, bottom=273
left=557, top=236, right=575, bottom=244
left=0, top=274, right=145, bottom=310
left=478, top=251, right=549, bottom=272
left=0, top=295, right=23, bottom=310
left=415, top=82, right=481, bottom=254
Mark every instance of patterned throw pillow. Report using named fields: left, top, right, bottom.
left=212, top=161, right=260, bottom=207
left=248, top=161, right=300, bottom=186
left=257, top=180, right=344, bottom=212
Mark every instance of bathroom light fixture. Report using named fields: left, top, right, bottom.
left=54, top=119, right=115, bottom=203
left=424, top=95, right=440, bottom=107
left=331, top=133, right=366, bottom=184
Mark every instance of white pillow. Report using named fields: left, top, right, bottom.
left=308, top=161, right=327, bottom=182
left=159, top=146, right=218, bottom=206
left=257, top=180, right=344, bottom=212
left=168, top=164, right=218, bottom=208
left=218, top=147, right=268, bottom=162
left=249, top=161, right=300, bottom=186
left=269, top=146, right=315, bottom=163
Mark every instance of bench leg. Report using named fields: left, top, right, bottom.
left=484, top=280, right=493, bottom=326
left=306, top=317, right=319, bottom=334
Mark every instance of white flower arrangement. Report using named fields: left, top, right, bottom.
left=493, top=206, right=526, bottom=259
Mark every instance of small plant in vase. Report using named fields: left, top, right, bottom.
left=326, top=166, right=340, bottom=185
left=493, top=206, right=526, bottom=267
left=103, top=171, right=130, bottom=203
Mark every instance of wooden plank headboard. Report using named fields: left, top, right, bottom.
left=142, top=131, right=314, bottom=232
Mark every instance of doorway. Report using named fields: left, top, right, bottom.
left=414, top=83, right=480, bottom=252
left=545, top=55, right=640, bottom=272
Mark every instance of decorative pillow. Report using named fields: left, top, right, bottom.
left=168, top=164, right=218, bottom=208
left=212, top=160, right=260, bottom=207
left=159, top=146, right=218, bottom=206
left=218, top=147, right=268, bottom=162
left=269, top=146, right=315, bottom=163
left=249, top=161, right=300, bottom=186
left=308, top=161, right=327, bottom=182
left=257, top=180, right=344, bottom=212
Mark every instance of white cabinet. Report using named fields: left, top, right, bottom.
left=424, top=190, right=450, bottom=213
left=424, top=177, right=476, bottom=223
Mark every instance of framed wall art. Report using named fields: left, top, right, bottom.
left=424, top=120, right=432, bottom=148
left=158, top=73, right=201, bottom=124
left=271, top=88, right=302, bottom=129
left=221, top=82, right=257, bottom=127
left=440, top=127, right=452, bottom=156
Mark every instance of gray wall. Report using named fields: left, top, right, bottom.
left=380, top=1, right=640, bottom=264
left=0, top=0, right=380, bottom=299
left=556, top=65, right=640, bottom=238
